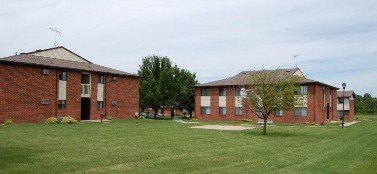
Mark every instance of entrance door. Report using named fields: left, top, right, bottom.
left=81, top=98, right=91, bottom=120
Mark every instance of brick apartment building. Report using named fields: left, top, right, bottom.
left=0, top=47, right=139, bottom=123
left=337, top=91, right=355, bottom=121
left=194, top=68, right=353, bottom=124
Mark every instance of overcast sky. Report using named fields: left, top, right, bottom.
left=1, top=0, right=376, bottom=96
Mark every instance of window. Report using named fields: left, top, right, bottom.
left=337, top=111, right=344, bottom=117
left=219, top=107, right=226, bottom=115
left=274, top=110, right=283, bottom=116
left=219, top=87, right=226, bottom=96
left=338, top=98, right=344, bottom=104
left=294, top=107, right=307, bottom=116
left=97, top=101, right=104, bottom=109
left=58, top=100, right=66, bottom=109
left=235, top=87, right=241, bottom=96
left=235, top=107, right=242, bottom=115
left=59, top=71, right=67, bottom=81
left=201, top=88, right=210, bottom=96
left=201, top=107, right=210, bottom=115
left=295, top=85, right=307, bottom=95
left=98, top=75, right=105, bottom=84
left=256, top=107, right=262, bottom=117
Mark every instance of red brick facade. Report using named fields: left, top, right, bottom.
left=195, top=84, right=339, bottom=124
left=0, top=63, right=139, bottom=123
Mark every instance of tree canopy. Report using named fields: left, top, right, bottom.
left=245, top=69, right=302, bottom=135
left=355, top=93, right=377, bottom=114
left=138, top=55, right=198, bottom=117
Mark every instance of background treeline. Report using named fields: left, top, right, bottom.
left=355, top=93, right=377, bottom=114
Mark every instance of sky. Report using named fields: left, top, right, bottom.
left=1, top=0, right=377, bottom=96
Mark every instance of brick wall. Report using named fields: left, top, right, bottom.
left=0, top=63, right=139, bottom=123
left=0, top=64, right=56, bottom=123
left=195, top=84, right=338, bottom=124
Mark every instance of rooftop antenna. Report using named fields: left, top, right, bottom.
left=48, top=27, right=63, bottom=47
left=293, top=54, right=300, bottom=68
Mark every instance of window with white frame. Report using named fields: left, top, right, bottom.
left=219, top=107, right=226, bottom=115
left=274, top=109, right=283, bottom=116
left=235, top=107, right=242, bottom=115
left=219, top=87, right=226, bottom=96
left=98, top=74, right=105, bottom=84
left=235, top=87, right=241, bottom=96
left=294, top=107, right=307, bottom=116
left=201, top=107, right=210, bottom=115
left=58, top=100, right=66, bottom=109
left=295, top=85, right=307, bottom=95
left=59, top=71, right=67, bottom=81
left=337, top=111, right=344, bottom=117
left=201, top=88, right=210, bottom=96
left=338, top=98, right=344, bottom=104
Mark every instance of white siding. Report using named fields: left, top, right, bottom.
left=58, top=80, right=66, bottom=100
left=201, top=96, right=211, bottom=106
left=29, top=47, right=90, bottom=63
left=235, top=96, right=243, bottom=107
left=294, top=95, right=307, bottom=107
left=219, top=96, right=226, bottom=107
left=97, top=84, right=104, bottom=101
left=337, top=98, right=350, bottom=110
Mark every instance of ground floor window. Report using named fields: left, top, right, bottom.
left=58, top=100, right=66, bottom=109
left=337, top=111, right=344, bottom=117
left=97, top=101, right=104, bottom=109
left=235, top=107, right=242, bottom=116
left=201, top=107, right=210, bottom=115
left=294, top=107, right=307, bottom=116
left=219, top=107, right=226, bottom=115
left=274, top=109, right=283, bottom=116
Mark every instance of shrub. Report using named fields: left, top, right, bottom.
left=107, top=116, right=113, bottom=120
left=242, top=119, right=253, bottom=122
left=45, top=117, right=58, bottom=124
left=61, top=116, right=77, bottom=124
left=4, top=119, right=13, bottom=124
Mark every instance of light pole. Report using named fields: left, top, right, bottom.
left=342, top=82, right=346, bottom=128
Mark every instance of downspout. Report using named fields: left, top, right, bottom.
left=313, top=84, right=316, bottom=124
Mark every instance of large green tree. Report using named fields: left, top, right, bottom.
left=246, top=69, right=302, bottom=135
left=138, top=55, right=197, bottom=117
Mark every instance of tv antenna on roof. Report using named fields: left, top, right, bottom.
left=293, top=54, right=300, bottom=68
left=48, top=27, right=63, bottom=47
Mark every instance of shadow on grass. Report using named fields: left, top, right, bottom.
left=244, top=129, right=303, bottom=138
left=0, top=146, right=39, bottom=169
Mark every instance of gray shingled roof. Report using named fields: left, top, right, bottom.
left=197, top=68, right=338, bottom=89
left=0, top=54, right=139, bottom=77
left=337, top=91, right=355, bottom=98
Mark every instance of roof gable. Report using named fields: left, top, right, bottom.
left=25, top=47, right=91, bottom=63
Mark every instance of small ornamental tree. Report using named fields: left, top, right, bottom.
left=246, top=69, right=302, bottom=135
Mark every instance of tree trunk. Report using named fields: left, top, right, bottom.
left=153, top=107, right=159, bottom=118
left=189, top=110, right=193, bottom=118
left=263, top=117, right=267, bottom=135
left=170, top=107, right=175, bottom=119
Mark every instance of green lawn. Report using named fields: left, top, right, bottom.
left=1, top=115, right=376, bottom=174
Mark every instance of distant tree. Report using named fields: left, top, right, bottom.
left=245, top=69, right=302, bottom=135
left=362, top=93, right=377, bottom=114
left=354, top=94, right=363, bottom=113
left=176, top=69, right=198, bottom=118
left=138, top=55, right=197, bottom=118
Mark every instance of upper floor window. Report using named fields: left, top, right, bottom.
left=295, top=85, right=307, bottom=95
left=338, top=98, right=344, bottom=104
left=59, top=71, right=67, bottom=81
left=98, top=75, right=105, bottom=84
left=201, top=88, right=210, bottom=96
left=219, top=87, right=226, bottom=96
left=235, top=87, right=241, bottom=96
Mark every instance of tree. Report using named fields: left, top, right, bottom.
left=245, top=69, right=302, bottom=135
left=138, top=55, right=197, bottom=118
left=176, top=69, right=198, bottom=118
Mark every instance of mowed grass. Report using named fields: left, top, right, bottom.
left=1, top=115, right=376, bottom=174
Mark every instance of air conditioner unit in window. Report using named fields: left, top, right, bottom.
left=41, top=99, right=49, bottom=105
left=42, top=68, right=49, bottom=74
left=111, top=100, right=118, bottom=106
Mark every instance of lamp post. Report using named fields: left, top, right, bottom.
left=342, top=82, right=346, bottom=128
